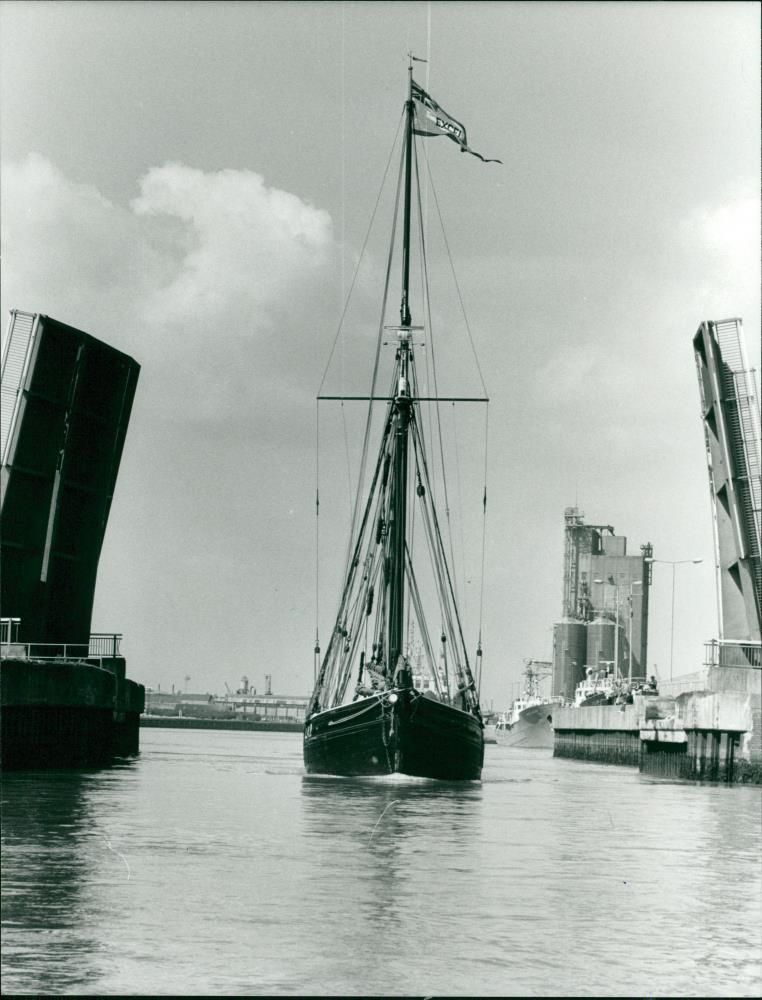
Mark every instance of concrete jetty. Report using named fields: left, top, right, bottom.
left=1, top=654, right=145, bottom=769
left=553, top=658, right=761, bottom=784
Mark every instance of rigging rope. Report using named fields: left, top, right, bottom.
left=419, top=135, right=490, bottom=709
left=413, top=142, right=460, bottom=601
left=341, top=139, right=405, bottom=584
left=312, top=112, right=404, bottom=704
left=410, top=416, right=476, bottom=687
left=421, top=145, right=490, bottom=400
left=451, top=402, right=465, bottom=617
left=478, top=404, right=489, bottom=646
left=317, top=112, right=404, bottom=398
left=314, top=399, right=320, bottom=682
left=404, top=547, right=444, bottom=698
left=308, top=410, right=394, bottom=715
left=341, top=400, right=353, bottom=527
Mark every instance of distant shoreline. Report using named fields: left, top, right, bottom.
left=140, top=716, right=302, bottom=733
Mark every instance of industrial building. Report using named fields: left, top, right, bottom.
left=552, top=507, right=653, bottom=701
left=144, top=687, right=308, bottom=723
left=552, top=318, right=760, bottom=784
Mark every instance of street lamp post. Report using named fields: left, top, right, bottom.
left=628, top=581, right=643, bottom=684
left=613, top=587, right=620, bottom=681
left=644, top=557, right=703, bottom=680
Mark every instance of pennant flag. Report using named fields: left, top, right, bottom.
left=411, top=79, right=502, bottom=164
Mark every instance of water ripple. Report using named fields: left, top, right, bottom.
left=2, top=730, right=760, bottom=997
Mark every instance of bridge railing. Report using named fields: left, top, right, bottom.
left=88, top=634, right=123, bottom=657
left=704, top=639, right=762, bottom=668
left=0, top=617, right=21, bottom=644
left=0, top=628, right=122, bottom=661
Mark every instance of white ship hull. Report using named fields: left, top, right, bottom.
left=494, top=701, right=555, bottom=749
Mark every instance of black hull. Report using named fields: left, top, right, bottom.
left=0, top=705, right=141, bottom=770
left=303, top=689, right=484, bottom=780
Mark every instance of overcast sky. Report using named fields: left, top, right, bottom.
left=1, top=1, right=759, bottom=706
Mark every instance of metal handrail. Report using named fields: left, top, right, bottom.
left=88, top=634, right=123, bottom=657
left=0, top=617, right=21, bottom=644
left=0, top=632, right=123, bottom=660
left=704, top=639, right=762, bottom=668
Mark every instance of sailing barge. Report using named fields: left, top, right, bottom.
left=304, top=64, right=499, bottom=780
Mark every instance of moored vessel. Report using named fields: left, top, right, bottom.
left=493, top=660, right=558, bottom=749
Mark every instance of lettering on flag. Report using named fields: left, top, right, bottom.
left=411, top=79, right=501, bottom=164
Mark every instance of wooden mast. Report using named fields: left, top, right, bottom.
left=400, top=61, right=414, bottom=330
left=388, top=63, right=415, bottom=681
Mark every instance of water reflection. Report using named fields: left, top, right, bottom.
left=691, top=785, right=762, bottom=985
left=300, top=775, right=483, bottom=975
left=3, top=733, right=758, bottom=998
left=300, top=776, right=482, bottom=858
left=1, top=770, right=101, bottom=993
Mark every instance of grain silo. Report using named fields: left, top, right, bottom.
left=552, top=619, right=587, bottom=701
left=586, top=617, right=615, bottom=674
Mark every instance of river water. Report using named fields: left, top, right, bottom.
left=1, top=728, right=760, bottom=997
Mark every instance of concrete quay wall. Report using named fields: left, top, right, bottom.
left=1, top=657, right=117, bottom=709
left=554, top=703, right=639, bottom=732
left=554, top=728, right=641, bottom=766
left=553, top=678, right=761, bottom=784
left=640, top=729, right=757, bottom=783
left=553, top=703, right=641, bottom=767
left=656, top=665, right=761, bottom=779
left=1, top=656, right=145, bottom=768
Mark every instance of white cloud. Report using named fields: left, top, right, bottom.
left=692, top=195, right=759, bottom=259
left=1, top=153, right=345, bottom=688
left=0, top=153, right=164, bottom=330
left=1, top=154, right=340, bottom=423
left=131, top=162, right=333, bottom=327
left=679, top=192, right=761, bottom=338
left=532, top=343, right=597, bottom=404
